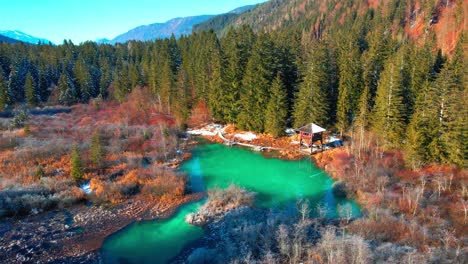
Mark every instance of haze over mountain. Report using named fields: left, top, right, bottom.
left=0, top=30, right=53, bottom=44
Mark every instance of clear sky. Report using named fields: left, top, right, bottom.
left=1, top=0, right=267, bottom=44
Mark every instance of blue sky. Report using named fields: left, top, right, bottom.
left=1, top=0, right=267, bottom=44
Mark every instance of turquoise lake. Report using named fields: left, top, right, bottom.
left=101, top=144, right=360, bottom=263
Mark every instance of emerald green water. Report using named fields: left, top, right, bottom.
left=102, top=144, right=360, bottom=264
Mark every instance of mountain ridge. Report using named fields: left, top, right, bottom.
left=103, top=4, right=259, bottom=44
left=0, top=34, right=21, bottom=44
left=0, top=30, right=53, bottom=44
left=106, top=15, right=214, bottom=44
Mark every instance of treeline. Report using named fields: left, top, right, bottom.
left=0, top=11, right=466, bottom=167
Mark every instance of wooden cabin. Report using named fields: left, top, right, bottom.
left=296, top=123, right=326, bottom=154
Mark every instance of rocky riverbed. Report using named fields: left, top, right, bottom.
left=0, top=193, right=202, bottom=263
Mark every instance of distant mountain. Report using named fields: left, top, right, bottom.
left=0, top=34, right=21, bottom=44
left=107, top=15, right=214, bottom=44
left=95, top=38, right=110, bottom=44
left=193, top=4, right=258, bottom=34
left=0, top=30, right=52, bottom=44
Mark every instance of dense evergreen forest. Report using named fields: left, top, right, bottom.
left=0, top=2, right=466, bottom=168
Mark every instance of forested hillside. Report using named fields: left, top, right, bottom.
left=0, top=0, right=466, bottom=168
left=202, top=0, right=466, bottom=55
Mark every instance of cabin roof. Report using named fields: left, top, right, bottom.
left=296, top=123, right=326, bottom=134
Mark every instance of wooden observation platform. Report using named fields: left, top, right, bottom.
left=296, top=123, right=326, bottom=154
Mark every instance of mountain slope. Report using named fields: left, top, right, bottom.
left=202, top=0, right=466, bottom=55
left=109, top=15, right=214, bottom=43
left=193, top=4, right=258, bottom=33
left=0, top=34, right=21, bottom=44
left=0, top=30, right=52, bottom=44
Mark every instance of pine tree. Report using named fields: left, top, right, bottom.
left=114, top=59, right=130, bottom=103
left=371, top=54, right=406, bottom=148
left=0, top=70, right=8, bottom=110
left=58, top=71, right=78, bottom=106
left=221, top=26, right=255, bottom=123
left=90, top=130, right=105, bottom=168
left=427, top=61, right=466, bottom=166
left=74, top=59, right=93, bottom=102
left=99, top=59, right=111, bottom=98
left=160, top=58, right=173, bottom=113
left=237, top=35, right=276, bottom=132
left=293, top=41, right=331, bottom=128
left=7, top=63, right=23, bottom=103
left=173, top=68, right=190, bottom=127
left=25, top=72, right=37, bottom=106
left=336, top=45, right=362, bottom=136
left=35, top=164, right=45, bottom=179
left=70, top=146, right=84, bottom=182
left=207, top=39, right=224, bottom=121
left=265, top=75, right=288, bottom=137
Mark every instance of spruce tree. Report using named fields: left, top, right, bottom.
left=237, top=35, right=276, bottom=132
left=173, top=68, right=191, bottom=126
left=25, top=72, right=37, bottom=107
left=74, top=59, right=93, bottom=102
left=371, top=54, right=406, bottom=148
left=114, top=58, right=130, bottom=103
left=221, top=26, right=255, bottom=123
left=35, top=164, right=45, bottom=180
left=293, top=41, right=331, bottom=128
left=70, top=146, right=84, bottom=182
left=427, top=62, right=466, bottom=166
left=265, top=75, right=288, bottom=137
left=336, top=45, right=362, bottom=136
left=90, top=130, right=105, bottom=168
left=0, top=70, right=8, bottom=110
left=58, top=71, right=78, bottom=106
left=99, top=59, right=111, bottom=98
left=160, top=58, right=173, bottom=113
left=207, top=42, right=224, bottom=121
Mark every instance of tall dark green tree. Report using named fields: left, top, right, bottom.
left=0, top=70, right=8, bottom=110
left=221, top=26, right=256, bottom=123
left=371, top=54, right=406, bottom=148
left=265, top=75, right=288, bottom=137
left=173, top=68, right=191, bottom=126
left=426, top=61, right=466, bottom=166
left=98, top=59, right=111, bottom=98
left=160, top=58, right=173, bottom=113
left=25, top=72, right=37, bottom=106
left=336, top=44, right=362, bottom=136
left=293, top=41, right=331, bottom=128
left=74, top=59, right=93, bottom=102
left=113, top=58, right=130, bottom=103
left=70, top=146, right=84, bottom=182
left=58, top=71, right=78, bottom=106
left=237, top=35, right=276, bottom=132
left=90, top=130, right=105, bottom=168
left=207, top=38, right=224, bottom=121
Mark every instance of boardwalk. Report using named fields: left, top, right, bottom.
left=217, top=131, right=284, bottom=151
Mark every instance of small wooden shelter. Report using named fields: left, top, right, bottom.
left=296, top=123, right=326, bottom=152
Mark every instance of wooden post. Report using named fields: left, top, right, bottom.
left=299, top=132, right=303, bottom=150
left=321, top=132, right=324, bottom=152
